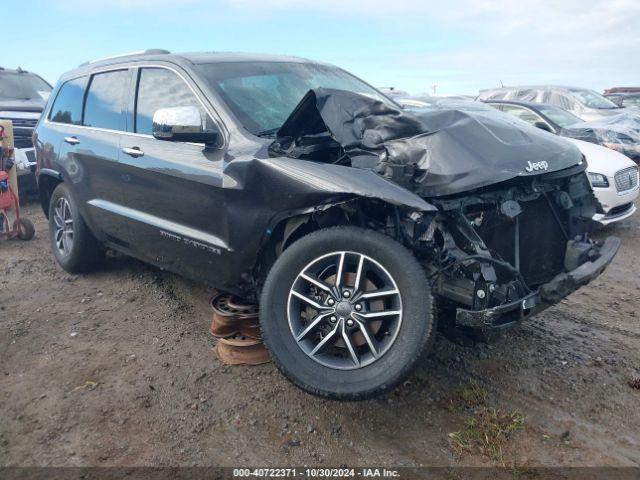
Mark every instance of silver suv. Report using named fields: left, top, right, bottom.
left=478, top=85, right=625, bottom=121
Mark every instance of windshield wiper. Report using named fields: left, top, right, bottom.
left=256, top=127, right=281, bottom=138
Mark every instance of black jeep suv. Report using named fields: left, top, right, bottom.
left=34, top=50, right=619, bottom=399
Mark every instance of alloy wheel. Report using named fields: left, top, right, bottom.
left=53, top=197, right=74, bottom=256
left=287, top=251, right=403, bottom=370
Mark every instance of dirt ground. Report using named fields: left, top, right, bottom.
left=1, top=201, right=639, bottom=468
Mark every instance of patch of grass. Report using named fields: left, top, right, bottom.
left=449, top=407, right=525, bottom=461
left=445, top=380, right=488, bottom=413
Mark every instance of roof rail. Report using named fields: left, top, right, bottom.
left=79, top=49, right=170, bottom=67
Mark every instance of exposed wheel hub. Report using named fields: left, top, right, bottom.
left=335, top=300, right=353, bottom=318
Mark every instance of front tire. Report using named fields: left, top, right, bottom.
left=48, top=183, right=102, bottom=273
left=260, top=226, right=434, bottom=400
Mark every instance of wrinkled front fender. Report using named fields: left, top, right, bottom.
left=248, top=157, right=437, bottom=213
left=217, top=154, right=437, bottom=296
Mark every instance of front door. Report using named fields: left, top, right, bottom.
left=117, top=66, right=228, bottom=285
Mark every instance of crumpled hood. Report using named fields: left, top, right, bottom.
left=271, top=88, right=584, bottom=197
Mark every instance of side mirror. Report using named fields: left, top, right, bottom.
left=152, top=106, right=219, bottom=145
left=533, top=121, right=553, bottom=133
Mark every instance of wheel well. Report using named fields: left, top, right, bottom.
left=38, top=175, right=62, bottom=218
left=253, top=198, right=400, bottom=288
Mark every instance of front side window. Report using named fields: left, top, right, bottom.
left=568, top=88, right=619, bottom=110
left=196, top=61, right=395, bottom=135
left=501, top=104, right=544, bottom=125
left=49, top=77, right=88, bottom=125
left=83, top=70, right=129, bottom=131
left=135, top=68, right=210, bottom=136
left=537, top=105, right=582, bottom=128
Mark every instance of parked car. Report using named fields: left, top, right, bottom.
left=563, top=139, right=638, bottom=224
left=604, top=91, right=640, bottom=108
left=35, top=51, right=619, bottom=399
left=0, top=67, right=52, bottom=197
left=484, top=100, right=640, bottom=163
left=478, top=85, right=625, bottom=121
left=397, top=97, right=639, bottom=225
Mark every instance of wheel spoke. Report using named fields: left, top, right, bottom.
left=290, top=290, right=332, bottom=311
left=353, top=254, right=365, bottom=292
left=358, top=288, right=399, bottom=300
left=354, top=318, right=379, bottom=359
left=354, top=309, right=402, bottom=319
left=295, top=311, right=332, bottom=341
left=54, top=214, right=63, bottom=229
left=334, top=252, right=345, bottom=288
left=340, top=321, right=360, bottom=367
left=310, top=325, right=339, bottom=356
left=299, top=272, right=332, bottom=292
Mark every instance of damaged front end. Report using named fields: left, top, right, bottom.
left=417, top=168, right=620, bottom=333
left=268, top=88, right=620, bottom=333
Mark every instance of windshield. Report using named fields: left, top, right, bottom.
left=568, top=88, right=619, bottom=109
left=537, top=105, right=582, bottom=128
left=0, top=72, right=51, bottom=101
left=197, top=61, right=394, bottom=135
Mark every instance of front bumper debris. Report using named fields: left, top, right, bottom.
left=455, top=236, right=620, bottom=331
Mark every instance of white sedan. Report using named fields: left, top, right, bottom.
left=565, top=138, right=638, bottom=225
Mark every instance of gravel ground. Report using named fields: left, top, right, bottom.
left=1, top=202, right=639, bottom=468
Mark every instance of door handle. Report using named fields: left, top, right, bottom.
left=64, top=136, right=80, bottom=145
left=122, top=147, right=144, bottom=158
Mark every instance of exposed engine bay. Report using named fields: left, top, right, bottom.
left=418, top=166, right=606, bottom=331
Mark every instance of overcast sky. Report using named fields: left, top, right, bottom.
left=6, top=0, right=639, bottom=95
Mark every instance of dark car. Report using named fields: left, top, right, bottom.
left=0, top=67, right=52, bottom=197
left=34, top=50, right=619, bottom=399
left=485, top=100, right=640, bottom=162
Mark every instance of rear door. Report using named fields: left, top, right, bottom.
left=47, top=71, right=131, bottom=244
left=117, top=66, right=228, bottom=284
left=74, top=69, right=132, bottom=245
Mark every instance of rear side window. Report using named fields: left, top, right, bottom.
left=49, top=77, right=87, bottom=125
left=135, top=68, right=210, bottom=135
left=83, top=70, right=129, bottom=131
